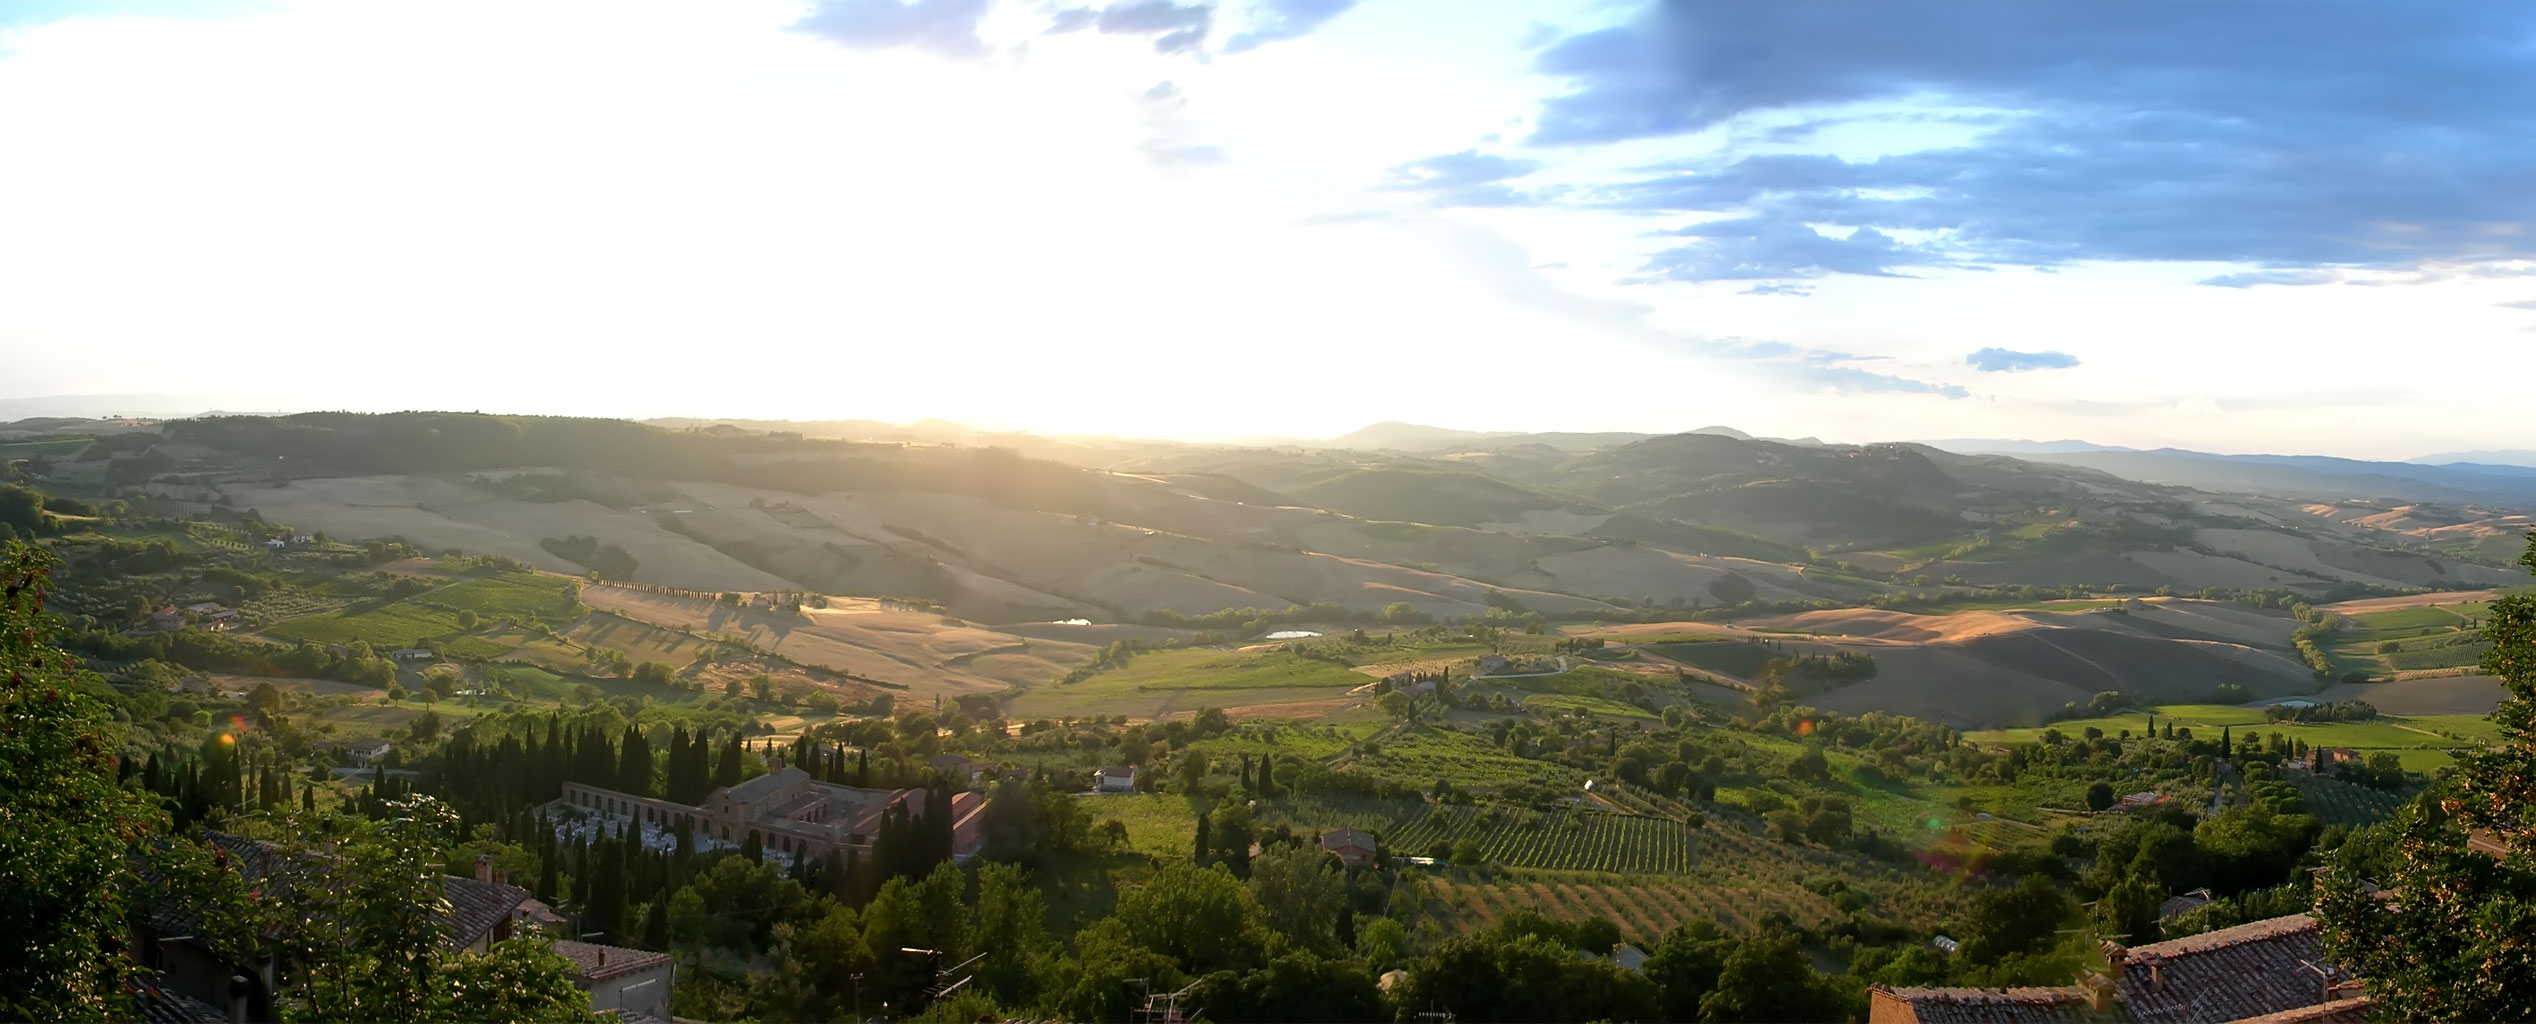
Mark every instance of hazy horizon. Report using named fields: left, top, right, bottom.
left=6, top=0, right=2534, bottom=459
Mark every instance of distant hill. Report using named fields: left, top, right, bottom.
left=2005, top=448, right=2536, bottom=508
left=1325, top=421, right=1499, bottom=450
left=1323, top=421, right=1765, bottom=453
left=2414, top=449, right=2536, bottom=469
left=1918, top=438, right=2136, bottom=455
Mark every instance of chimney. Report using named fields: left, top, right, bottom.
left=2080, top=971, right=2115, bottom=1013
left=2149, top=962, right=2164, bottom=991
left=227, top=974, right=251, bottom=1024
left=474, top=854, right=493, bottom=883
left=598, top=948, right=608, bottom=967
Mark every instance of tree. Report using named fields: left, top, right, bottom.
left=2086, top=781, right=2116, bottom=812
left=1957, top=875, right=2075, bottom=965
left=1378, top=690, right=1415, bottom=723
left=1644, top=920, right=1732, bottom=1022
left=1178, top=751, right=1207, bottom=792
left=1110, top=862, right=1266, bottom=976
left=1246, top=844, right=1346, bottom=954
left=2320, top=531, right=2536, bottom=1020
left=0, top=543, right=192, bottom=1020
left=280, top=796, right=595, bottom=1023
left=1698, top=930, right=1852, bottom=1023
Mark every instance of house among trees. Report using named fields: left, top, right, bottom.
left=2158, top=887, right=2215, bottom=921
left=389, top=647, right=436, bottom=661
left=2117, top=790, right=2166, bottom=811
left=551, top=940, right=675, bottom=1021
left=149, top=604, right=185, bottom=632
left=1318, top=827, right=1378, bottom=868
left=1094, top=765, right=1136, bottom=793
left=135, top=835, right=534, bottom=1021
left=345, top=737, right=392, bottom=767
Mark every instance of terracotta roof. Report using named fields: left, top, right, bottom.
left=552, top=940, right=674, bottom=982
left=2224, top=996, right=2376, bottom=1024
left=2111, top=914, right=2348, bottom=1024
left=1320, top=827, right=1377, bottom=852
left=444, top=874, right=533, bottom=948
left=1872, top=985, right=2096, bottom=1023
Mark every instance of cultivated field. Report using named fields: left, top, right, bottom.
left=1964, top=703, right=2489, bottom=770
left=577, top=584, right=1093, bottom=698
left=1008, top=646, right=1368, bottom=719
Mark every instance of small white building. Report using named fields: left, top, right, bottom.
left=1608, top=943, right=1649, bottom=973
left=389, top=648, right=436, bottom=661
left=552, top=940, right=675, bottom=1022
left=1094, top=765, right=1136, bottom=793
left=346, top=738, right=392, bottom=767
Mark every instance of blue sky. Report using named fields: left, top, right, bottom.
left=1, top=0, right=2529, bottom=458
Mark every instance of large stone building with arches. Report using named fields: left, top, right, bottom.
left=558, top=765, right=985, bottom=864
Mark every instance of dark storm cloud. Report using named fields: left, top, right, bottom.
left=1396, top=1, right=2536, bottom=284
left=1965, top=348, right=2080, bottom=373
left=791, top=0, right=991, bottom=59
left=1226, top=0, right=1358, bottom=53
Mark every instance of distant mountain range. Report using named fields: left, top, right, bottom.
left=2413, top=449, right=2536, bottom=469
left=1325, top=421, right=1829, bottom=452
left=1921, top=440, right=2536, bottom=507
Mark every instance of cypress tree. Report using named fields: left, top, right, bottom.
left=620, top=725, right=652, bottom=797
left=538, top=846, right=560, bottom=902
left=1194, top=814, right=1212, bottom=864
left=641, top=897, right=668, bottom=951
left=716, top=733, right=743, bottom=789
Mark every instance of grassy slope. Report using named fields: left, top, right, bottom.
left=1008, top=647, right=1369, bottom=719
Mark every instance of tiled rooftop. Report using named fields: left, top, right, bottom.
left=552, top=939, right=675, bottom=982
left=2224, top=995, right=2376, bottom=1024
left=1874, top=985, right=2097, bottom=1023
left=2112, top=914, right=2347, bottom=1024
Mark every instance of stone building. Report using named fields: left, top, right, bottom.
left=558, top=766, right=985, bottom=864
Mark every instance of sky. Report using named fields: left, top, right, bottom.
left=2, top=0, right=2532, bottom=459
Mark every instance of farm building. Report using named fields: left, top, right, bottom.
left=345, top=737, right=392, bottom=767
left=389, top=648, right=436, bottom=661
left=557, top=766, right=986, bottom=865
left=2106, top=914, right=2368, bottom=1024
left=1319, top=827, right=1378, bottom=868
left=1094, top=765, right=1137, bottom=793
left=184, top=602, right=225, bottom=616
left=2117, top=791, right=2166, bottom=811
left=1866, top=985, right=2097, bottom=1024
left=149, top=605, right=185, bottom=632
